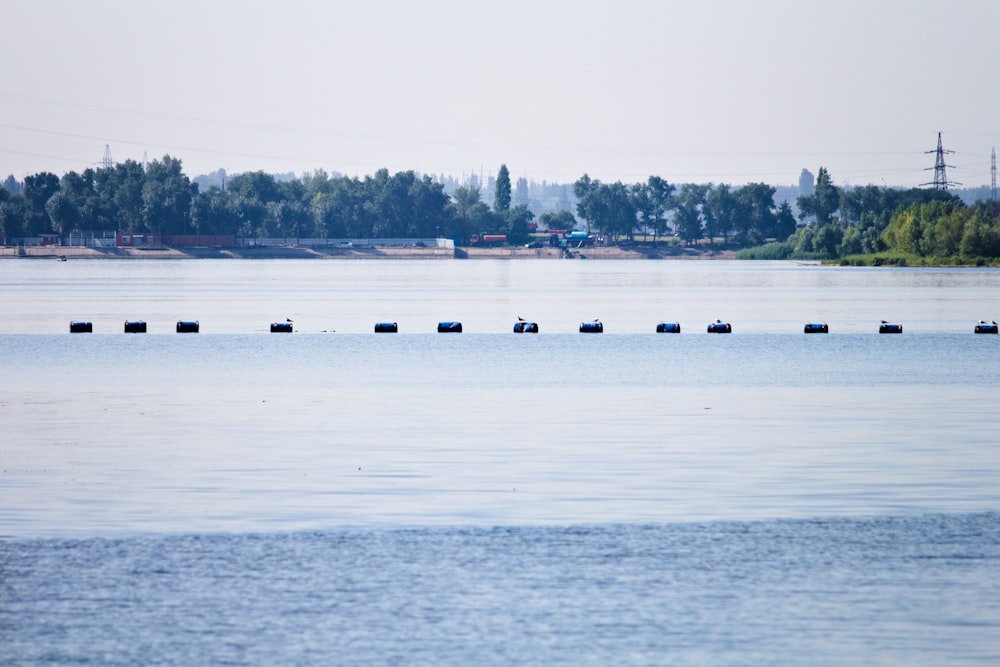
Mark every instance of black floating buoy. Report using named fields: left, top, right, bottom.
left=974, top=320, right=998, bottom=334
left=374, top=322, right=398, bottom=333
left=878, top=321, right=902, bottom=334
left=513, top=321, right=539, bottom=333
left=437, top=321, right=462, bottom=333
left=804, top=323, right=829, bottom=334
left=69, top=321, right=92, bottom=333
left=123, top=320, right=147, bottom=334
left=707, top=320, right=732, bottom=334
left=270, top=322, right=293, bottom=333
left=176, top=320, right=200, bottom=333
left=579, top=320, right=603, bottom=333
left=656, top=322, right=681, bottom=333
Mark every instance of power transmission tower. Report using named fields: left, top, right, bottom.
left=992, top=147, right=997, bottom=201
left=101, top=144, right=113, bottom=169
left=922, top=132, right=960, bottom=190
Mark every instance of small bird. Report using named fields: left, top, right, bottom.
left=881, top=320, right=888, bottom=324
left=286, top=318, right=293, bottom=323
left=517, top=316, right=525, bottom=322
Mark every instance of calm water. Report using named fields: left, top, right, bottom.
left=2, top=259, right=999, bottom=665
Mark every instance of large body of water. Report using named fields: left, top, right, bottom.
left=2, top=259, right=999, bottom=665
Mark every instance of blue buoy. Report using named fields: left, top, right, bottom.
left=124, top=320, right=147, bottom=333
left=374, top=322, right=398, bottom=333
left=513, top=321, right=539, bottom=333
left=804, top=323, right=829, bottom=333
left=579, top=320, right=603, bottom=333
left=656, top=322, right=681, bottom=333
left=69, top=321, right=92, bottom=333
left=878, top=322, right=902, bottom=334
left=270, top=322, right=293, bottom=333
left=974, top=321, right=998, bottom=334
left=176, top=320, right=200, bottom=333
left=707, top=320, right=732, bottom=333
left=437, top=321, right=462, bottom=333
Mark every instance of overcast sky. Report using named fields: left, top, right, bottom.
left=1, top=0, right=998, bottom=188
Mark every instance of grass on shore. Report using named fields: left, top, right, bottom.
left=833, top=253, right=1000, bottom=267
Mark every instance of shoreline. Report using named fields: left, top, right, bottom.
left=0, top=245, right=737, bottom=260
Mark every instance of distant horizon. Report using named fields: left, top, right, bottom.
left=3, top=126, right=994, bottom=192
left=4, top=158, right=995, bottom=198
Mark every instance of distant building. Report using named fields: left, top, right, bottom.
left=799, top=168, right=815, bottom=197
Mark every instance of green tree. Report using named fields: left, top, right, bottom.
left=538, top=209, right=576, bottom=231
left=602, top=181, right=637, bottom=241
left=96, top=161, right=146, bottom=233
left=58, top=170, right=100, bottom=231
left=573, top=176, right=636, bottom=241
left=0, top=194, right=28, bottom=238
left=675, top=183, right=708, bottom=244
left=191, top=187, right=242, bottom=236
left=811, top=223, right=843, bottom=257
left=882, top=200, right=963, bottom=257
left=494, top=164, right=511, bottom=212
left=882, top=208, right=922, bottom=254
left=735, top=183, right=777, bottom=245
left=23, top=172, right=60, bottom=235
left=407, top=175, right=450, bottom=237
left=928, top=206, right=968, bottom=256
left=839, top=184, right=885, bottom=225
left=704, top=184, right=737, bottom=243
left=774, top=201, right=797, bottom=241
left=448, top=185, right=496, bottom=242
left=322, top=176, right=371, bottom=238
left=231, top=195, right=269, bottom=238
left=45, top=190, right=80, bottom=237
left=796, top=166, right=839, bottom=224
left=573, top=174, right=599, bottom=233
left=142, top=155, right=195, bottom=235
left=631, top=175, right=674, bottom=243
left=227, top=171, right=282, bottom=205
left=503, top=204, right=534, bottom=244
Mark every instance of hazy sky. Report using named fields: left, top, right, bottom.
left=2, top=0, right=998, bottom=187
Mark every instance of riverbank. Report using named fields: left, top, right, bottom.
left=0, top=244, right=736, bottom=260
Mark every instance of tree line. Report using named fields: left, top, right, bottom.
left=0, top=157, right=545, bottom=244
left=4, top=157, right=999, bottom=261
left=738, top=166, right=1000, bottom=263
left=572, top=175, right=797, bottom=245
left=0, top=155, right=803, bottom=247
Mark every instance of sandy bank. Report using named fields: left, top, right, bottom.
left=1, top=244, right=735, bottom=260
